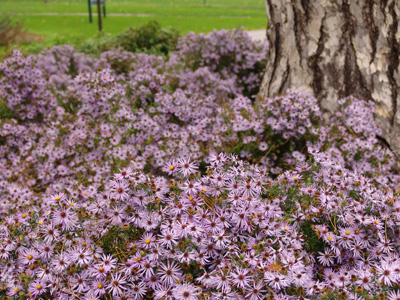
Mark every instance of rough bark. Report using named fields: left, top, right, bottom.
left=259, top=0, right=400, bottom=156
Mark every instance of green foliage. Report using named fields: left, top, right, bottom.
left=0, top=12, right=23, bottom=47
left=300, top=221, right=326, bottom=254
left=77, top=32, right=118, bottom=55
left=117, top=20, right=180, bottom=56
left=97, top=225, right=144, bottom=256
left=77, top=20, right=180, bottom=56
left=0, top=99, right=15, bottom=119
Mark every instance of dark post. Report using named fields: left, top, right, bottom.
left=103, top=1, right=106, bottom=17
left=97, top=0, right=102, bottom=33
left=88, top=0, right=92, bottom=23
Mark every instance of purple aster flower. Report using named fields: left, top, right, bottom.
left=109, top=179, right=130, bottom=201
left=158, top=229, right=178, bottom=249
left=92, top=278, right=107, bottom=297
left=264, top=271, right=289, bottom=291
left=376, top=261, right=397, bottom=286
left=82, top=292, right=101, bottom=300
left=18, top=248, right=38, bottom=265
left=230, top=267, right=251, bottom=289
left=51, top=253, right=71, bottom=273
left=138, top=260, right=156, bottom=279
left=157, top=260, right=183, bottom=285
left=130, top=282, right=147, bottom=299
left=245, top=281, right=266, bottom=300
left=71, top=271, right=90, bottom=293
left=354, top=269, right=374, bottom=291
left=163, top=159, right=178, bottom=175
left=28, top=279, right=47, bottom=297
left=69, top=246, right=93, bottom=266
left=177, top=158, right=198, bottom=176
left=99, top=254, right=118, bottom=272
left=213, top=272, right=232, bottom=291
left=388, top=290, right=400, bottom=300
left=106, top=272, right=128, bottom=297
left=52, top=208, right=77, bottom=231
left=173, top=283, right=200, bottom=300
left=317, top=248, right=335, bottom=267
left=139, top=232, right=156, bottom=249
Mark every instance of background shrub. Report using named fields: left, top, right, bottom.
left=0, top=12, right=44, bottom=48
left=78, top=20, right=180, bottom=57
left=0, top=12, right=24, bottom=47
left=117, top=20, right=180, bottom=56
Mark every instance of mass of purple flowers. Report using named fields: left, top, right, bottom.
left=1, top=28, right=400, bottom=300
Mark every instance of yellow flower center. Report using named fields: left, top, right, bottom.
left=82, top=242, right=87, bottom=246
left=188, top=196, right=193, bottom=201
left=69, top=202, right=74, bottom=206
left=14, top=287, right=19, bottom=292
left=97, top=283, right=103, bottom=289
left=36, top=285, right=42, bottom=290
left=38, top=221, right=43, bottom=225
left=21, top=214, right=27, bottom=218
left=99, top=267, right=104, bottom=272
left=345, top=231, right=350, bottom=235
left=145, top=239, right=151, bottom=244
left=284, top=226, right=288, bottom=231
left=201, top=188, right=207, bottom=192
left=169, top=165, right=175, bottom=170
left=327, top=236, right=332, bottom=241
left=293, top=176, right=298, bottom=180
left=137, top=257, right=141, bottom=262
left=355, top=230, right=359, bottom=234
left=27, top=255, right=33, bottom=260
left=375, top=220, right=379, bottom=225
left=131, top=243, right=136, bottom=248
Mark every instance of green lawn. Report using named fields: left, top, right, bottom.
left=1, top=0, right=267, bottom=47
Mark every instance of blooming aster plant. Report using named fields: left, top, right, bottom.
left=1, top=152, right=400, bottom=299
left=0, top=28, right=400, bottom=300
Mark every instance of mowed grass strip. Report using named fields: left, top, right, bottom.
left=1, top=0, right=267, bottom=44
left=1, top=0, right=266, bottom=13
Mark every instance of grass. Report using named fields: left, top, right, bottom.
left=0, top=0, right=267, bottom=49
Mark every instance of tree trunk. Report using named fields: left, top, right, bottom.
left=259, top=0, right=400, bottom=155
left=97, top=0, right=103, bottom=33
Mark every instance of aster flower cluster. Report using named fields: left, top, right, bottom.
left=2, top=152, right=400, bottom=299
left=173, top=28, right=269, bottom=96
left=0, top=51, right=57, bottom=120
left=0, top=27, right=400, bottom=300
left=315, top=96, right=397, bottom=187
